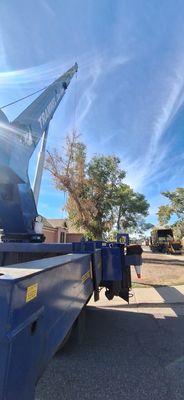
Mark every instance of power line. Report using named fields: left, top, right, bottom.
left=0, top=85, right=48, bottom=110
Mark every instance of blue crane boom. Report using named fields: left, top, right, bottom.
left=0, top=63, right=78, bottom=242
left=13, top=63, right=78, bottom=160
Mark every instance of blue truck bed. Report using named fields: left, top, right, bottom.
left=0, top=253, right=95, bottom=400
left=0, top=241, right=142, bottom=399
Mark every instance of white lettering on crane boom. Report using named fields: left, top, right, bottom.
left=38, top=86, right=64, bottom=129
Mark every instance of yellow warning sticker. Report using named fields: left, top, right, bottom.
left=82, top=270, right=91, bottom=284
left=26, top=284, right=38, bottom=303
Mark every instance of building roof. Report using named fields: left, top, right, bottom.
left=46, top=218, right=85, bottom=234
left=42, top=217, right=55, bottom=229
left=47, top=219, right=68, bottom=229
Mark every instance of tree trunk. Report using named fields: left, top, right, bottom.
left=117, top=205, right=122, bottom=230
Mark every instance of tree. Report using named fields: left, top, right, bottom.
left=107, top=221, right=153, bottom=242
left=133, top=220, right=154, bottom=235
left=157, top=188, right=184, bottom=224
left=161, top=188, right=184, bottom=218
left=115, top=184, right=149, bottom=231
left=157, top=205, right=172, bottom=226
left=66, top=153, right=125, bottom=238
left=46, top=132, right=96, bottom=235
left=157, top=188, right=184, bottom=239
left=46, top=132, right=150, bottom=239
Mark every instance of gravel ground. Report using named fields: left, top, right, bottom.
left=132, top=247, right=184, bottom=286
left=36, top=251, right=184, bottom=400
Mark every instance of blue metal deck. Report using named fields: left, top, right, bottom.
left=0, top=241, right=142, bottom=399
left=0, top=253, right=94, bottom=400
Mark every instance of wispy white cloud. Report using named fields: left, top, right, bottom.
left=75, top=52, right=130, bottom=128
left=0, top=29, right=8, bottom=71
left=40, top=0, right=55, bottom=18
left=0, top=59, right=73, bottom=86
left=75, top=60, right=102, bottom=127
left=125, top=57, right=184, bottom=191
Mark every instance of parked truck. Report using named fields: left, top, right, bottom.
left=150, top=228, right=182, bottom=254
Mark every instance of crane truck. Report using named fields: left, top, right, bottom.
left=0, top=63, right=142, bottom=400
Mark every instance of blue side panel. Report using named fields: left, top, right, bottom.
left=82, top=244, right=102, bottom=287
left=93, top=241, right=107, bottom=249
left=0, top=281, right=12, bottom=400
left=92, top=250, right=102, bottom=287
left=72, top=243, right=102, bottom=289
left=0, top=253, right=93, bottom=400
left=102, top=248, right=123, bottom=281
left=0, top=242, right=73, bottom=254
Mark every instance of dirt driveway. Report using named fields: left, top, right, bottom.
left=132, top=247, right=184, bottom=287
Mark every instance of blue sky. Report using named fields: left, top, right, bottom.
left=0, top=0, right=183, bottom=225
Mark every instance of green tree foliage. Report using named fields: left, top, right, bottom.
left=157, top=188, right=184, bottom=239
left=46, top=132, right=150, bottom=239
left=162, top=188, right=184, bottom=218
left=134, top=221, right=154, bottom=235
left=157, top=205, right=172, bottom=226
left=86, top=155, right=125, bottom=238
left=172, top=220, right=184, bottom=240
left=66, top=153, right=125, bottom=238
left=115, top=184, right=149, bottom=231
